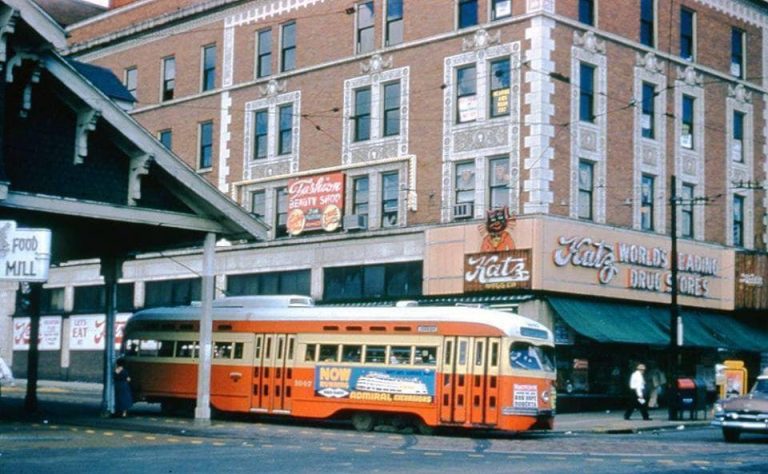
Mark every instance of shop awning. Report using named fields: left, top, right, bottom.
left=548, top=296, right=768, bottom=351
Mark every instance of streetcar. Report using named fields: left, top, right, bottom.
left=121, top=295, right=556, bottom=433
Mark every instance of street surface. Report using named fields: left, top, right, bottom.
left=1, top=384, right=766, bottom=473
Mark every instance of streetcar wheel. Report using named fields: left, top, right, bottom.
left=352, top=412, right=375, bottom=432
left=414, top=419, right=435, bottom=436
left=723, top=428, right=740, bottom=443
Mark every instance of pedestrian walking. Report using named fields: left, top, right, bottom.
left=0, top=354, right=15, bottom=398
left=623, top=363, right=651, bottom=420
left=113, top=358, right=133, bottom=418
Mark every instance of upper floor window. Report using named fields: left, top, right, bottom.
left=357, top=1, right=375, bottom=54
left=201, top=44, right=216, bottom=92
left=456, top=65, right=477, bottom=123
left=256, top=29, right=272, bottom=78
left=731, top=27, right=745, bottom=79
left=159, top=129, right=172, bottom=149
left=578, top=0, right=594, bottom=26
left=354, top=87, right=372, bottom=141
left=383, top=82, right=401, bottom=136
left=352, top=176, right=370, bottom=228
left=680, top=183, right=694, bottom=238
left=732, top=111, right=744, bottom=163
left=385, top=0, right=403, bottom=46
left=253, top=109, right=268, bottom=159
left=145, top=278, right=201, bottom=308
left=640, top=0, right=654, bottom=47
left=680, top=8, right=695, bottom=61
left=455, top=161, right=475, bottom=207
left=161, top=56, right=175, bottom=101
left=281, top=21, right=296, bottom=72
left=488, top=156, right=509, bottom=209
left=490, top=58, right=510, bottom=117
left=381, top=172, right=399, bottom=227
left=641, top=82, right=655, bottom=139
left=251, top=190, right=266, bottom=218
left=458, top=0, right=478, bottom=29
left=492, top=0, right=511, bottom=21
left=732, top=194, right=744, bottom=247
left=278, top=104, right=293, bottom=155
left=276, top=187, right=288, bottom=237
left=124, top=67, right=137, bottom=98
left=641, top=175, right=654, bottom=231
left=681, top=95, right=694, bottom=149
left=579, top=63, right=595, bottom=123
left=578, top=159, right=593, bottom=220
left=198, top=121, right=213, bottom=169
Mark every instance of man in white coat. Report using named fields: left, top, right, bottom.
left=623, top=363, right=651, bottom=420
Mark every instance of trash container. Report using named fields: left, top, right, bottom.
left=672, top=378, right=696, bottom=420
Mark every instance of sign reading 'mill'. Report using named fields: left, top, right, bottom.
left=0, top=220, right=51, bottom=282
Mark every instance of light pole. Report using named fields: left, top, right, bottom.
left=668, top=174, right=682, bottom=420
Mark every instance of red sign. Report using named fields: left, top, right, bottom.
left=286, top=172, right=345, bottom=235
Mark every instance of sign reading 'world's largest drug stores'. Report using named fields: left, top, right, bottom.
left=0, top=220, right=51, bottom=282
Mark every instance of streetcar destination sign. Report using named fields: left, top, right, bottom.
left=0, top=220, right=51, bottom=282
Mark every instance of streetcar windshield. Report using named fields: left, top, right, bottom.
left=509, top=342, right=555, bottom=372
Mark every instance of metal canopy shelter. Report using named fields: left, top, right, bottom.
left=0, top=0, right=267, bottom=420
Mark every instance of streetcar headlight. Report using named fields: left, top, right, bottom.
left=714, top=403, right=724, bottom=414
left=541, top=389, right=550, bottom=402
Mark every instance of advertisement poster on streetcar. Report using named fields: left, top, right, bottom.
left=314, top=366, right=435, bottom=403
left=286, top=172, right=345, bottom=236
left=13, top=316, right=62, bottom=350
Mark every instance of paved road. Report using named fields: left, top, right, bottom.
left=2, top=381, right=767, bottom=473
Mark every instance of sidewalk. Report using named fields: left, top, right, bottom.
left=1, top=380, right=712, bottom=437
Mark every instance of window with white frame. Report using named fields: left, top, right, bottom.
left=159, top=129, right=172, bottom=150
left=278, top=104, right=293, bottom=155
left=124, top=66, right=137, bottom=98
left=579, top=63, right=595, bottom=123
left=385, top=0, right=403, bottom=46
left=680, top=183, right=694, bottom=238
left=489, top=58, right=510, bottom=117
left=681, top=94, right=694, bottom=149
left=641, top=82, right=655, bottom=139
left=253, top=109, right=268, bottom=159
left=492, top=0, right=511, bottom=21
left=455, top=161, right=475, bottom=211
left=353, top=87, right=372, bottom=141
left=641, top=174, right=654, bottom=231
left=201, top=44, right=216, bottom=92
left=382, top=82, right=401, bottom=136
left=251, top=190, right=266, bottom=219
left=352, top=176, right=370, bottom=228
left=731, top=27, right=745, bottom=79
left=381, top=172, right=399, bottom=227
left=680, top=8, right=695, bottom=61
left=161, top=56, right=175, bottom=101
left=488, top=156, right=509, bottom=209
left=276, top=187, right=288, bottom=237
left=578, top=0, right=594, bottom=26
left=244, top=92, right=300, bottom=165
left=456, top=65, right=477, bottom=123
left=578, top=160, right=593, bottom=220
left=732, top=110, right=744, bottom=163
left=357, top=1, right=375, bottom=54
left=733, top=194, right=744, bottom=246
left=281, top=21, right=296, bottom=72
left=256, top=29, right=272, bottom=78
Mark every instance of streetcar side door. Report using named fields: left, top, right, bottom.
left=439, top=336, right=471, bottom=424
left=269, top=334, right=295, bottom=413
left=251, top=334, right=269, bottom=412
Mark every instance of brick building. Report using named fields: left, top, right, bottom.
left=13, top=0, right=768, bottom=402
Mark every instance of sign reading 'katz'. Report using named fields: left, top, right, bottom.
left=464, top=249, right=532, bottom=292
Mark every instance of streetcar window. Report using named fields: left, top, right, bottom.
left=234, top=342, right=244, bottom=359
left=444, top=340, right=453, bottom=365
left=255, top=337, right=262, bottom=359
left=341, top=345, right=362, bottom=363
left=176, top=341, right=199, bottom=358
left=390, top=346, right=411, bottom=365
left=490, top=341, right=499, bottom=367
left=319, top=344, right=339, bottom=362
left=277, top=338, right=284, bottom=359
left=458, top=340, right=467, bottom=365
left=509, top=342, right=555, bottom=372
left=214, top=341, right=233, bottom=359
left=139, top=339, right=160, bottom=357
left=157, top=340, right=175, bottom=358
left=305, top=344, right=317, bottom=361
left=364, top=345, right=386, bottom=363
left=125, top=340, right=139, bottom=356
left=414, top=347, right=437, bottom=366
left=475, top=340, right=484, bottom=366
left=265, top=337, right=272, bottom=358
left=287, top=339, right=294, bottom=360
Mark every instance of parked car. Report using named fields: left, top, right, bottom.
left=712, top=374, right=768, bottom=442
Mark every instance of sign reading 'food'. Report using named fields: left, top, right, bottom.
left=286, top=172, right=345, bottom=236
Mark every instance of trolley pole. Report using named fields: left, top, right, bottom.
left=668, top=175, right=682, bottom=421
